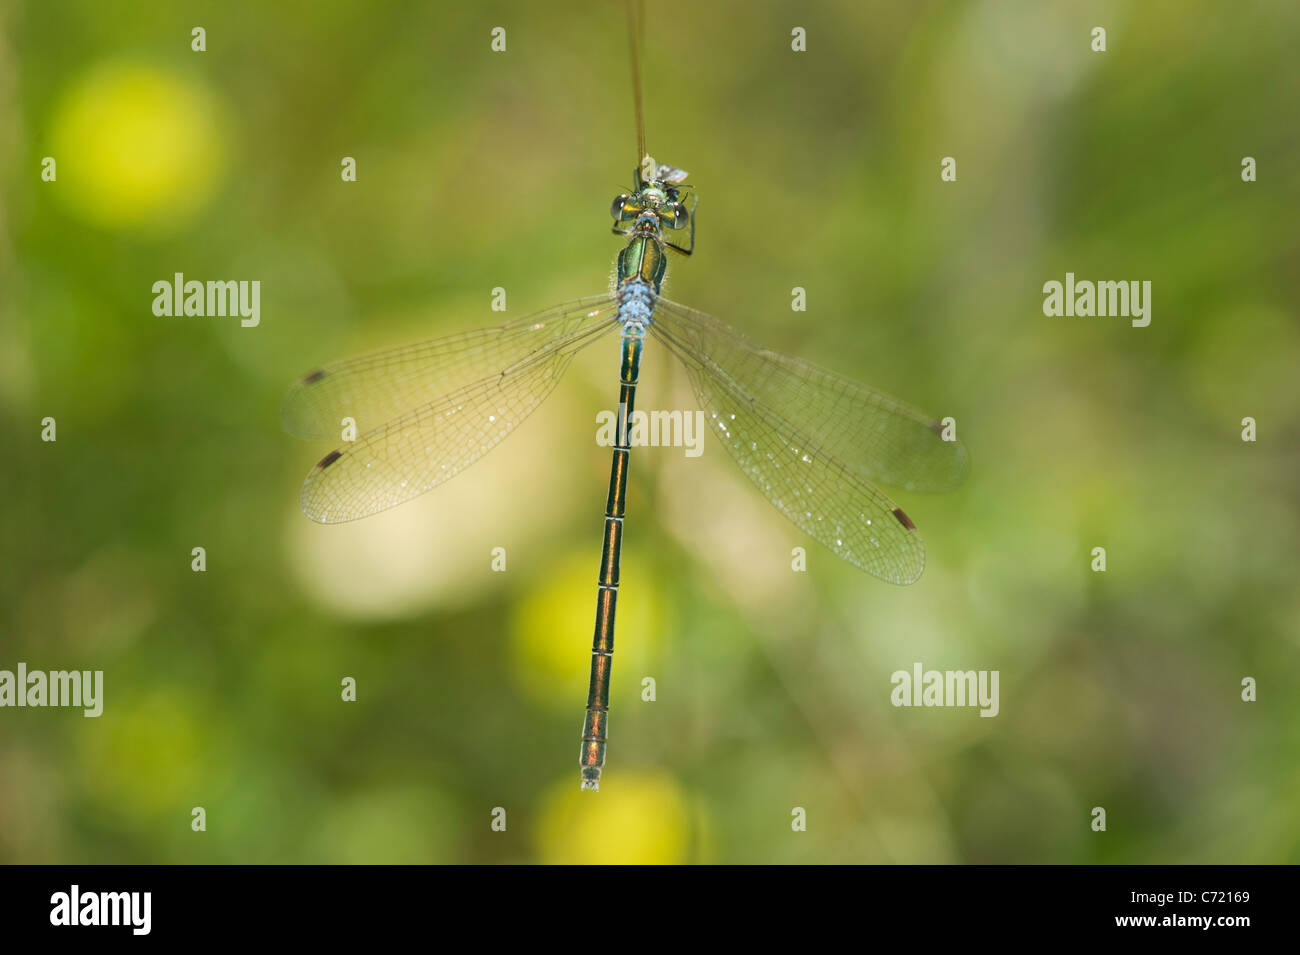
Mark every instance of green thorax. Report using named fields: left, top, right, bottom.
left=617, top=233, right=666, bottom=292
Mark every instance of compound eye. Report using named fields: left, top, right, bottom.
left=610, top=194, right=635, bottom=221
left=666, top=201, right=688, bottom=229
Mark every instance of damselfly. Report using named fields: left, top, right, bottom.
left=284, top=4, right=967, bottom=791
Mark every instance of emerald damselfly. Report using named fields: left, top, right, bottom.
left=284, top=6, right=967, bottom=791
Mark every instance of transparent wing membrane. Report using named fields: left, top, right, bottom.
left=651, top=298, right=967, bottom=583
left=283, top=296, right=619, bottom=440
left=651, top=298, right=968, bottom=493
left=284, top=292, right=963, bottom=573
left=288, top=297, right=619, bottom=523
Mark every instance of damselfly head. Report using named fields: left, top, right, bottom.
left=611, top=157, right=692, bottom=234
left=610, top=188, right=690, bottom=235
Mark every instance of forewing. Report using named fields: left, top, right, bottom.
left=283, top=296, right=619, bottom=441
left=296, top=302, right=618, bottom=522
left=651, top=302, right=952, bottom=583
left=651, top=298, right=968, bottom=493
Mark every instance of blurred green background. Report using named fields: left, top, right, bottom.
left=2, top=0, right=1298, bottom=864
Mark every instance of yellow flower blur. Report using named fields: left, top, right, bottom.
left=536, top=770, right=693, bottom=864
left=48, top=62, right=227, bottom=232
left=510, top=549, right=662, bottom=708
